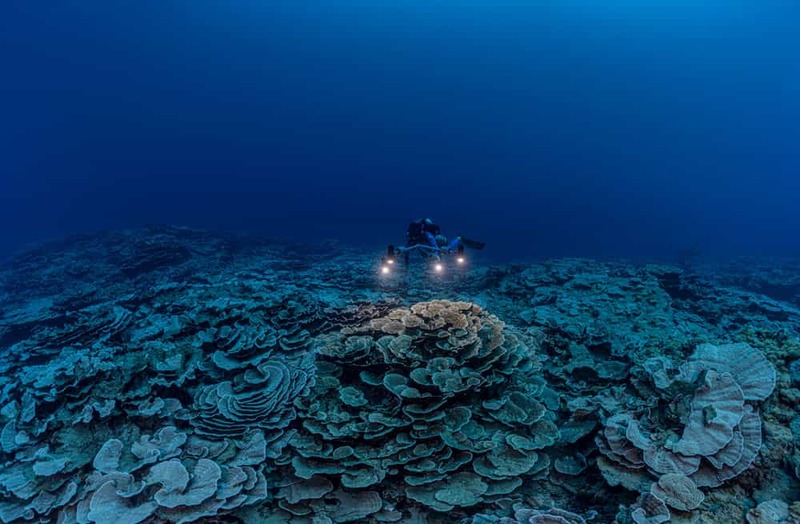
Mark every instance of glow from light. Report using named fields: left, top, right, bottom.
left=434, top=263, right=443, bottom=273
left=381, top=266, right=390, bottom=275
left=457, top=257, right=465, bottom=264
left=387, top=259, right=394, bottom=264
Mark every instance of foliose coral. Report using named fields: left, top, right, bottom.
left=273, top=300, right=559, bottom=521
left=596, top=342, right=776, bottom=520
left=2, top=230, right=800, bottom=524
left=0, top=276, right=325, bottom=522
left=470, top=503, right=593, bottom=524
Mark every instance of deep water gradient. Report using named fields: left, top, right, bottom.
left=1, top=1, right=799, bottom=261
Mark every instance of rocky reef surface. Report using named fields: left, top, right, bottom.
left=0, top=226, right=798, bottom=523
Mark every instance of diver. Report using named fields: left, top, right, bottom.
left=403, top=218, right=484, bottom=263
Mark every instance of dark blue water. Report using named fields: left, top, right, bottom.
left=2, top=1, right=798, bottom=262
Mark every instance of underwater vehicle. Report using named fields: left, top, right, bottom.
left=378, top=218, right=485, bottom=277
left=378, top=241, right=484, bottom=277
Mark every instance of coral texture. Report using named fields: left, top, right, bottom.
left=1, top=228, right=798, bottom=523
left=274, top=301, right=559, bottom=520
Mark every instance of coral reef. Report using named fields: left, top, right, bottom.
left=595, top=343, right=777, bottom=521
left=271, top=301, right=558, bottom=521
left=471, top=503, right=594, bottom=523
left=0, top=228, right=798, bottom=523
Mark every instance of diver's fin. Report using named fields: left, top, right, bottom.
left=462, top=237, right=486, bottom=250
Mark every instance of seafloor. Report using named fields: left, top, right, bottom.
left=0, top=226, right=798, bottom=524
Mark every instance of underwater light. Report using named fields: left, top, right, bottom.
left=457, top=257, right=465, bottom=264
left=387, top=258, right=395, bottom=265
left=381, top=265, right=390, bottom=275
left=434, top=263, right=443, bottom=273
